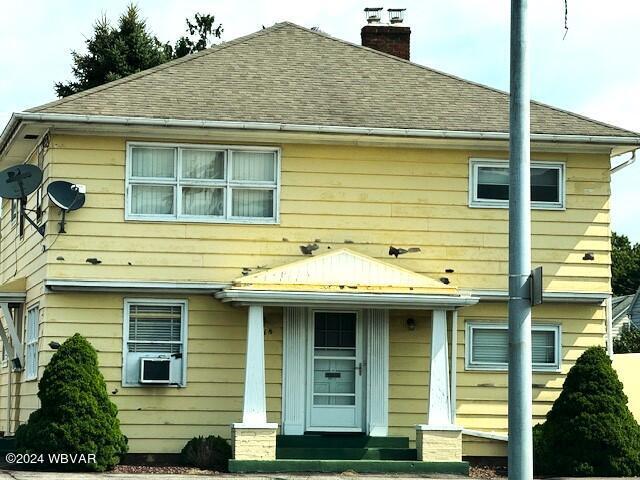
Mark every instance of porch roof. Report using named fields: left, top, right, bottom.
left=0, top=277, right=27, bottom=303
left=216, top=249, right=478, bottom=308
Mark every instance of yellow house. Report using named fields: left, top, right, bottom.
left=0, top=19, right=638, bottom=474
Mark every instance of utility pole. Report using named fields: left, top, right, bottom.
left=508, top=0, right=533, bottom=479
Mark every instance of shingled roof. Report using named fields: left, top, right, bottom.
left=27, top=22, right=638, bottom=138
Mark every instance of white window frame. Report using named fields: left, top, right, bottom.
left=25, top=304, right=39, bottom=381
left=122, top=298, right=189, bottom=387
left=465, top=321, right=561, bottom=372
left=125, top=142, right=281, bottom=224
left=468, top=158, right=565, bottom=210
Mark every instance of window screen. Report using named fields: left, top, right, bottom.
left=469, top=324, right=560, bottom=370
left=127, top=304, right=183, bottom=353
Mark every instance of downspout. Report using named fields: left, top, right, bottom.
left=606, top=296, right=613, bottom=357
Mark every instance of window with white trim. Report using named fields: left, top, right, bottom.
left=469, top=159, right=565, bottom=209
left=126, top=143, right=279, bottom=223
left=122, top=300, right=188, bottom=386
left=466, top=322, right=561, bottom=371
left=25, top=305, right=39, bottom=380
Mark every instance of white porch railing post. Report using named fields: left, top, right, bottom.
left=428, top=309, right=451, bottom=425
left=242, top=304, right=267, bottom=425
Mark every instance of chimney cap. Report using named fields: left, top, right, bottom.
left=364, top=7, right=384, bottom=24
left=387, top=8, right=406, bottom=24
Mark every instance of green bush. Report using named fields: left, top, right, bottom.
left=614, top=324, right=640, bottom=353
left=16, top=333, right=128, bottom=471
left=533, top=346, right=640, bottom=476
left=181, top=435, right=231, bottom=471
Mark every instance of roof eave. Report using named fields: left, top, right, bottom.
left=3, top=112, right=640, bottom=159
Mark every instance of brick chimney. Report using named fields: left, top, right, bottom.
left=361, top=8, right=410, bottom=60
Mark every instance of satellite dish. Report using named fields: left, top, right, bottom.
left=47, top=181, right=86, bottom=211
left=47, top=181, right=86, bottom=234
left=0, top=164, right=43, bottom=199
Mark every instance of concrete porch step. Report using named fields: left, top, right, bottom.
left=276, top=434, right=409, bottom=449
left=229, top=459, right=469, bottom=474
left=277, top=446, right=417, bottom=460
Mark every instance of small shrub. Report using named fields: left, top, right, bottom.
left=614, top=324, right=640, bottom=353
left=533, top=346, right=640, bottom=476
left=181, top=435, right=231, bottom=471
left=15, top=333, right=128, bottom=471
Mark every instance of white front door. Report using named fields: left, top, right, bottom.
left=307, top=310, right=363, bottom=431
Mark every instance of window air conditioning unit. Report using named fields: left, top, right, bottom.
left=140, top=357, right=171, bottom=384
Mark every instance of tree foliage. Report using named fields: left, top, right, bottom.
left=533, top=347, right=640, bottom=476
left=55, top=4, right=222, bottom=97
left=612, top=231, right=640, bottom=296
left=15, top=334, right=128, bottom=471
left=614, top=324, right=640, bottom=354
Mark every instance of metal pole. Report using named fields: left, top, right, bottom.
left=508, top=1, right=533, bottom=479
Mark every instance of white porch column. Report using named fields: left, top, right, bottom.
left=416, top=309, right=462, bottom=462
left=241, top=305, right=268, bottom=425
left=428, top=309, right=451, bottom=425
left=365, top=308, right=389, bottom=436
left=231, top=305, right=277, bottom=461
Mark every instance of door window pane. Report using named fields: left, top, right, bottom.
left=232, top=189, right=274, bottom=218
left=181, top=187, right=224, bottom=216
left=131, top=147, right=175, bottom=178
left=181, top=149, right=224, bottom=180
left=232, top=151, right=275, bottom=181
left=131, top=185, right=174, bottom=215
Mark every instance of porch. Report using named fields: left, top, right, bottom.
left=215, top=249, right=479, bottom=473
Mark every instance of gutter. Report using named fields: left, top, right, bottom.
left=3, top=112, right=640, bottom=156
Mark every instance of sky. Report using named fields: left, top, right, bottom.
left=1, top=0, right=639, bottom=239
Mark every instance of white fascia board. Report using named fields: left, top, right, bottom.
left=2, top=112, right=640, bottom=157
left=0, top=293, right=26, bottom=303
left=215, top=289, right=479, bottom=309
left=471, top=289, right=608, bottom=304
left=45, top=279, right=228, bottom=294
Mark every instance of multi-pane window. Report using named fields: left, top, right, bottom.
left=25, top=305, right=39, bottom=380
left=123, top=300, right=188, bottom=386
left=126, top=144, right=279, bottom=222
left=466, top=322, right=561, bottom=371
left=470, top=159, right=564, bottom=209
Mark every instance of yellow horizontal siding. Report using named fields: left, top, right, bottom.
left=41, top=134, right=611, bottom=293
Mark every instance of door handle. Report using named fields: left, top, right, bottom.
left=357, top=362, right=364, bottom=376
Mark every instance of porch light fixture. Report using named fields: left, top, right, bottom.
left=364, top=7, right=383, bottom=23
left=49, top=341, right=61, bottom=350
left=387, top=8, right=406, bottom=24
left=406, top=318, right=416, bottom=331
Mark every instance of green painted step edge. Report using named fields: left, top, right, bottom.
left=276, top=435, right=409, bottom=448
left=229, top=459, right=469, bottom=475
left=276, top=447, right=417, bottom=460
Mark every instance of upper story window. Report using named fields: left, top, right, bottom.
left=126, top=143, right=280, bottom=223
left=469, top=159, right=565, bottom=210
